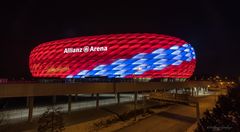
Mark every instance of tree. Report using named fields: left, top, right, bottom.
left=0, top=102, right=9, bottom=125
left=38, top=107, right=65, bottom=132
left=0, top=112, right=4, bottom=125
left=196, top=87, right=240, bottom=132
left=0, top=103, right=9, bottom=131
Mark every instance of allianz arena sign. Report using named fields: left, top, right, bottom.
left=64, top=46, right=108, bottom=53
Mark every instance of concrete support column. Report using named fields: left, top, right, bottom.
left=191, top=88, right=194, bottom=96
left=197, top=88, right=199, bottom=96
left=26, top=97, right=29, bottom=107
left=75, top=94, right=78, bottom=101
left=52, top=96, right=56, bottom=105
left=96, top=93, right=99, bottom=109
left=28, top=96, right=34, bottom=122
left=117, top=93, right=120, bottom=104
left=143, top=95, right=146, bottom=114
left=134, top=92, right=137, bottom=121
left=175, top=88, right=178, bottom=99
left=68, top=95, right=72, bottom=113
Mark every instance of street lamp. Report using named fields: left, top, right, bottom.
left=134, top=67, right=142, bottom=82
left=133, top=67, right=142, bottom=121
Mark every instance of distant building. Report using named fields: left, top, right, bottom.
left=29, top=33, right=196, bottom=79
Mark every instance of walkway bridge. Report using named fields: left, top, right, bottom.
left=0, top=81, right=211, bottom=122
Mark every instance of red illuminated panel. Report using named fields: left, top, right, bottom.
left=29, top=33, right=196, bottom=78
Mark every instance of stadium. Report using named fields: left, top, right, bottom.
left=29, top=33, right=196, bottom=79
left=1, top=33, right=217, bottom=126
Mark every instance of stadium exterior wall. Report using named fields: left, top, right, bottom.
left=29, top=33, right=196, bottom=79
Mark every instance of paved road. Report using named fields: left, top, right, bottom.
left=118, top=94, right=218, bottom=132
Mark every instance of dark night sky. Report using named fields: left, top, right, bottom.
left=0, top=0, right=239, bottom=79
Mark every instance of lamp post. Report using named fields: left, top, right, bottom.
left=133, top=72, right=137, bottom=121
left=133, top=67, right=142, bottom=121
left=114, top=75, right=120, bottom=104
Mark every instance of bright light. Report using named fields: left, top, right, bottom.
left=137, top=67, right=142, bottom=71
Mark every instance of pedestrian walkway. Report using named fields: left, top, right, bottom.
left=117, top=94, right=218, bottom=132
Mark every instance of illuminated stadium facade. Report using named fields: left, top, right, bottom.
left=29, top=33, right=196, bottom=79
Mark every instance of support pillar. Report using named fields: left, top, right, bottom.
left=191, top=88, right=194, bottom=96
left=68, top=95, right=72, bottom=113
left=117, top=93, right=120, bottom=104
left=75, top=94, right=78, bottom=101
left=175, top=88, right=178, bottom=99
left=26, top=97, right=29, bottom=107
left=143, top=95, right=146, bottom=114
left=52, top=96, right=56, bottom=105
left=96, top=93, right=99, bottom=109
left=28, top=96, right=34, bottom=122
left=197, top=88, right=199, bottom=96
left=134, top=92, right=137, bottom=121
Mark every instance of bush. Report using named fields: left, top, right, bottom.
left=38, top=107, right=64, bottom=132
left=196, top=87, right=240, bottom=131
